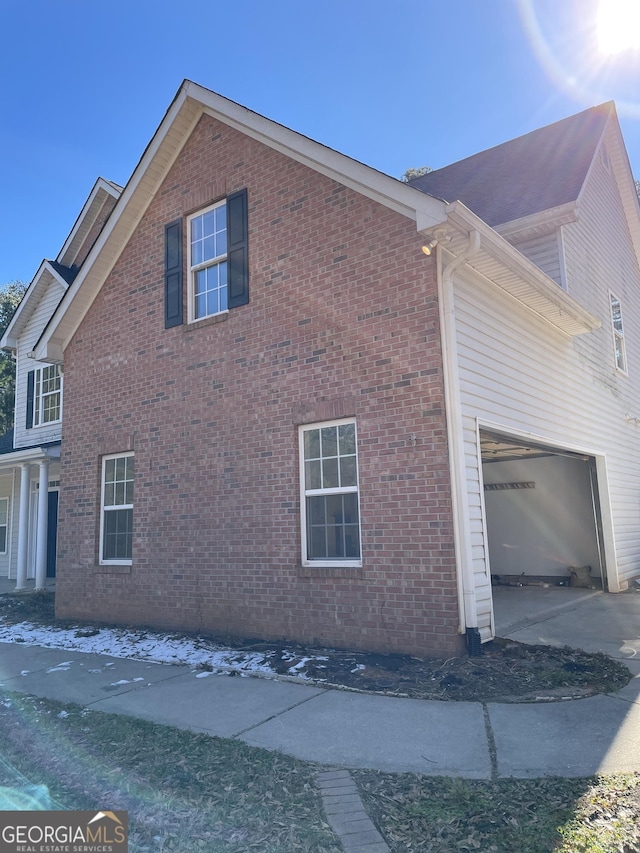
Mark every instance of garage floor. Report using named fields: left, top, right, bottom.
left=492, top=583, right=602, bottom=636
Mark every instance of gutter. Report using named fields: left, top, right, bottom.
left=434, top=229, right=483, bottom=655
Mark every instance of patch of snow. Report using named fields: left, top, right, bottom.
left=0, top=621, right=334, bottom=684
left=46, top=661, right=73, bottom=673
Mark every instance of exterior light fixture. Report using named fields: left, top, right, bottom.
left=421, top=239, right=438, bottom=256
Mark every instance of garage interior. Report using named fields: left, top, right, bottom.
left=480, top=430, right=608, bottom=635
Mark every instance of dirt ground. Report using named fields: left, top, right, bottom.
left=240, top=635, right=631, bottom=702
left=0, top=591, right=631, bottom=703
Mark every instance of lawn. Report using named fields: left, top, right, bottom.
left=0, top=691, right=638, bottom=852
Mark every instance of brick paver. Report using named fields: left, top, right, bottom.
left=318, top=769, right=390, bottom=852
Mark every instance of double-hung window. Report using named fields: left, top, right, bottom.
left=610, top=292, right=627, bottom=373
left=300, top=419, right=361, bottom=567
left=164, top=188, right=248, bottom=329
left=100, top=453, right=134, bottom=564
left=0, top=498, right=8, bottom=554
left=28, top=364, right=62, bottom=427
left=188, top=201, right=228, bottom=321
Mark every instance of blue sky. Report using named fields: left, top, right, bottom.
left=1, top=0, right=639, bottom=286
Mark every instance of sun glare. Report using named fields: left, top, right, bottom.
left=597, top=0, right=640, bottom=54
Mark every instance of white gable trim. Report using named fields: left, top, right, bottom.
left=1, top=261, right=68, bottom=352
left=35, top=81, right=447, bottom=363
left=57, top=177, right=122, bottom=269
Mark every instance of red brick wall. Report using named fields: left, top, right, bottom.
left=56, top=114, right=462, bottom=656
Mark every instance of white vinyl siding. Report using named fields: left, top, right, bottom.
left=450, top=127, right=640, bottom=624
left=511, top=232, right=565, bottom=288
left=14, top=277, right=66, bottom=449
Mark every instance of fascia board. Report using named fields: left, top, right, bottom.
left=36, top=81, right=447, bottom=361
left=35, top=86, right=203, bottom=362
left=605, top=119, right=640, bottom=263
left=0, top=446, right=50, bottom=467
left=495, top=202, right=579, bottom=240
left=575, top=108, right=640, bottom=260
left=57, top=177, right=122, bottom=267
left=190, top=81, right=446, bottom=228
left=2, top=261, right=69, bottom=353
left=1, top=260, right=51, bottom=350
left=445, top=201, right=601, bottom=334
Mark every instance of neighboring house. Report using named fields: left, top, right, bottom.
left=0, top=178, right=120, bottom=589
left=30, top=81, right=640, bottom=656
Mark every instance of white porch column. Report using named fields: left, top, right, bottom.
left=15, top=463, right=31, bottom=590
left=34, top=459, right=49, bottom=590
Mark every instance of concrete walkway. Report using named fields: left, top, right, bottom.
left=0, top=589, right=639, bottom=781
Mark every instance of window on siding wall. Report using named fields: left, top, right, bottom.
left=27, top=365, right=62, bottom=428
left=100, top=453, right=134, bottom=564
left=610, top=293, right=627, bottom=373
left=299, top=419, right=361, bottom=567
left=0, top=498, right=9, bottom=554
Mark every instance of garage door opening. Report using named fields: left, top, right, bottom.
left=480, top=430, right=607, bottom=597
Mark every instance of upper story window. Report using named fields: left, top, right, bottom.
left=34, top=365, right=62, bottom=425
left=610, top=292, right=627, bottom=373
left=188, top=201, right=228, bottom=321
left=26, top=364, right=62, bottom=429
left=299, top=419, right=362, bottom=568
left=164, top=189, right=249, bottom=329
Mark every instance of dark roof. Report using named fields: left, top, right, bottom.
left=409, top=103, right=613, bottom=227
left=0, top=429, right=60, bottom=458
left=48, top=261, right=78, bottom=285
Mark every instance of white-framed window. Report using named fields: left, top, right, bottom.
left=100, top=453, right=134, bottom=564
left=188, top=201, right=228, bottom=321
left=610, top=292, right=627, bottom=373
left=34, top=365, right=62, bottom=425
left=0, top=497, right=9, bottom=555
left=299, top=419, right=361, bottom=568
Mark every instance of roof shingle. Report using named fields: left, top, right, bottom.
left=409, top=103, right=613, bottom=226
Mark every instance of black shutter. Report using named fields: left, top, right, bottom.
left=227, top=188, right=249, bottom=308
left=26, top=370, right=35, bottom=429
left=164, top=218, right=183, bottom=328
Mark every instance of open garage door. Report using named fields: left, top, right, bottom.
left=480, top=430, right=607, bottom=591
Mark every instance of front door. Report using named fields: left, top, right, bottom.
left=46, top=490, right=58, bottom=578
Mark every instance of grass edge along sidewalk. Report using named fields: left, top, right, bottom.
left=0, top=691, right=638, bottom=853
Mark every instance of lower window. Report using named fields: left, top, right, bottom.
left=0, top=497, right=8, bottom=554
left=100, top=453, right=134, bottom=564
left=299, top=419, right=361, bottom=567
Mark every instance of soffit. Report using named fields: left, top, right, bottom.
left=438, top=203, right=601, bottom=337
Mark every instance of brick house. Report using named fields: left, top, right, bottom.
left=28, top=81, right=640, bottom=656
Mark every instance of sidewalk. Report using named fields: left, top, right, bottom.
left=0, top=600, right=639, bottom=780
